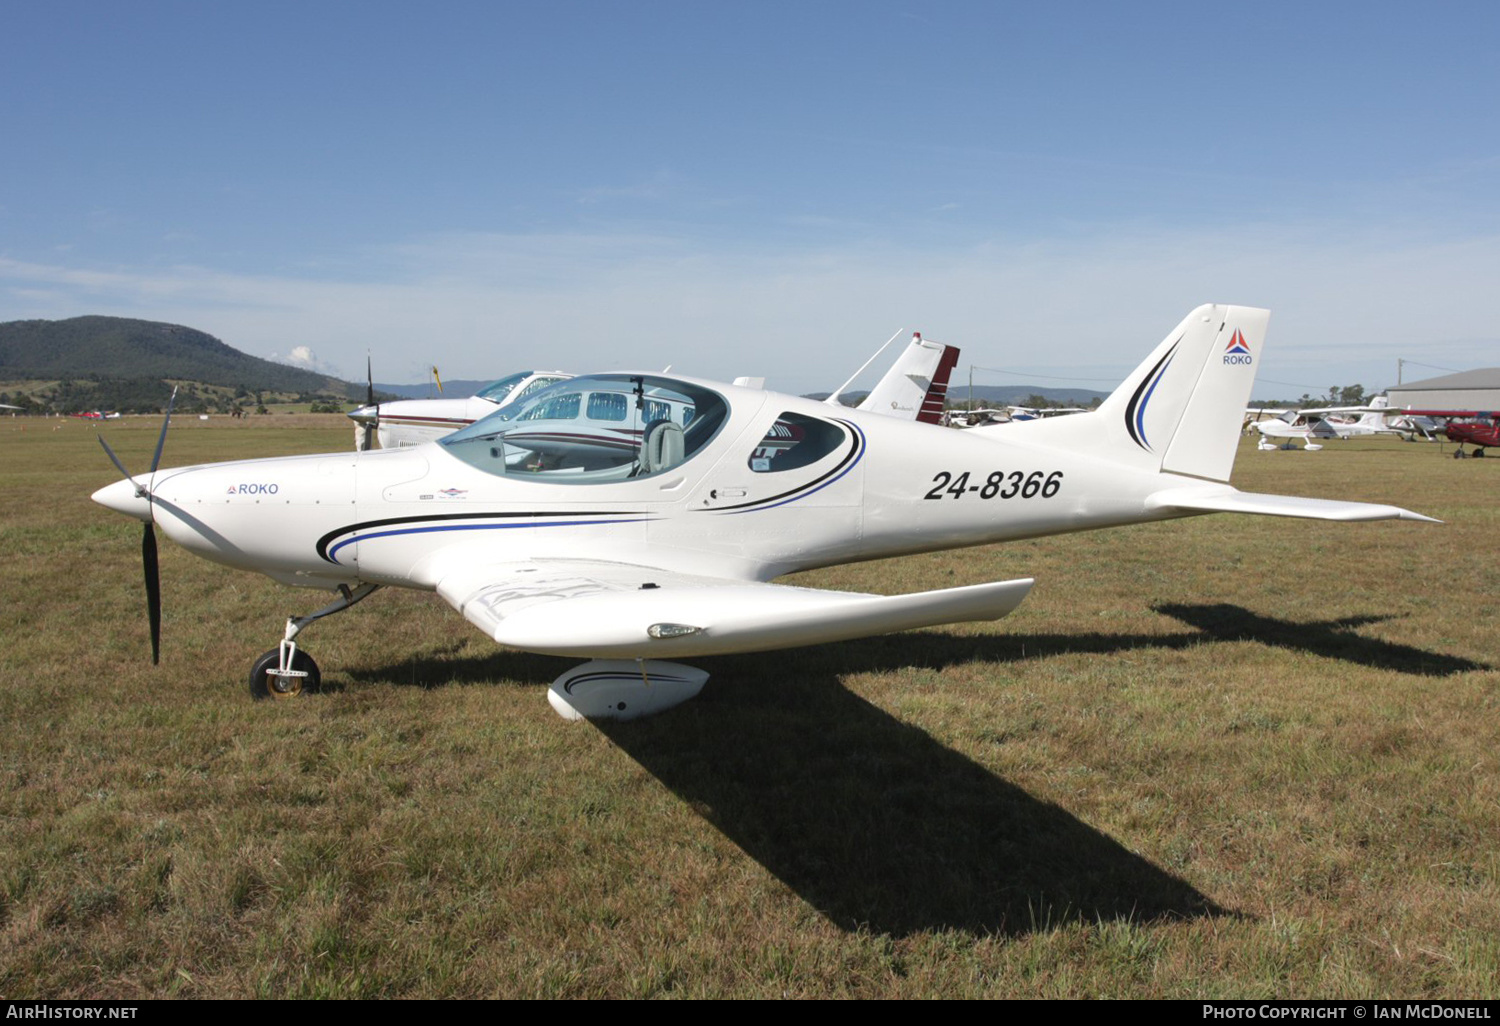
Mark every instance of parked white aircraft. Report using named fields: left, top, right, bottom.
left=351, top=369, right=570, bottom=450
left=953, top=405, right=1090, bottom=428
left=1252, top=396, right=1405, bottom=449
left=94, top=305, right=1433, bottom=720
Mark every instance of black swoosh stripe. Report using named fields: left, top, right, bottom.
left=1123, top=337, right=1180, bottom=452
left=316, top=510, right=649, bottom=563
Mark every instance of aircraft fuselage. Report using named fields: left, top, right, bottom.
left=97, top=381, right=1186, bottom=594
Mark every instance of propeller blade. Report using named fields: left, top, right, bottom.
left=148, top=387, right=178, bottom=476
left=363, top=355, right=378, bottom=450
left=97, top=435, right=144, bottom=494
left=142, top=522, right=161, bottom=665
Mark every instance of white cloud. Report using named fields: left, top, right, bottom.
left=268, top=344, right=343, bottom=378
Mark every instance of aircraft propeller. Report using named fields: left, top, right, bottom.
left=96, top=387, right=176, bottom=664
left=360, top=354, right=378, bottom=451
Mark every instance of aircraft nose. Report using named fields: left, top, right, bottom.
left=92, top=477, right=153, bottom=522
left=348, top=405, right=377, bottom=424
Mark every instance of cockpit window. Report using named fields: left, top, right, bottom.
left=748, top=412, right=848, bottom=472
left=515, top=376, right=564, bottom=401
left=588, top=392, right=627, bottom=422
left=475, top=372, right=531, bottom=403
left=518, top=392, right=580, bottom=421
left=441, top=374, right=729, bottom=483
left=475, top=372, right=567, bottom=404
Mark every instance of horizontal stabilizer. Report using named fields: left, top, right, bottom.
left=436, top=559, right=1034, bottom=658
left=1147, top=487, right=1440, bottom=523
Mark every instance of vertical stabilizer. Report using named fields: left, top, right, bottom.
left=1356, top=395, right=1391, bottom=431
left=1008, top=304, right=1269, bottom=483
left=857, top=333, right=961, bottom=424
left=1155, top=306, right=1269, bottom=480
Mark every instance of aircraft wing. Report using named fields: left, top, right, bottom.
left=1295, top=405, right=1389, bottom=416
left=435, top=558, right=1034, bottom=659
left=1147, top=486, right=1439, bottom=523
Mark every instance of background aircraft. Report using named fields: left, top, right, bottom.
left=950, top=405, right=1089, bottom=428
left=1248, top=397, right=1407, bottom=449
left=350, top=369, right=570, bottom=450
left=352, top=331, right=959, bottom=450
left=1392, top=408, right=1500, bottom=457
left=94, top=304, right=1432, bottom=721
left=824, top=331, right=958, bottom=425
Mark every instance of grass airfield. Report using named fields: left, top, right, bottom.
left=1, top=414, right=1495, bottom=998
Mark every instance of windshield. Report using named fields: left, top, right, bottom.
left=441, top=374, right=729, bottom=483
left=474, top=372, right=531, bottom=403
left=475, top=371, right=569, bottom=404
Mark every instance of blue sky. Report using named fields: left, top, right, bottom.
left=3, top=1, right=1497, bottom=398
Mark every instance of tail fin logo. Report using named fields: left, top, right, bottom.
left=1224, top=329, right=1253, bottom=365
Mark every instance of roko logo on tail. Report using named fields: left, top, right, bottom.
left=1224, top=329, right=1253, bottom=365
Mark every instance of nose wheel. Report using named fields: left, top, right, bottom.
left=249, top=646, right=320, bottom=700
left=246, top=582, right=380, bottom=701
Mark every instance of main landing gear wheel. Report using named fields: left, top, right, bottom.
left=249, top=648, right=320, bottom=700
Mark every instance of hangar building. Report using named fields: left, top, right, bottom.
left=1387, top=368, right=1500, bottom=410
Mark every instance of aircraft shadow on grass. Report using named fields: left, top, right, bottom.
left=343, top=601, right=1483, bottom=936
left=595, top=666, right=1228, bottom=938
left=845, top=604, right=1487, bottom=680
left=1150, top=604, right=1490, bottom=677
left=347, top=645, right=1226, bottom=936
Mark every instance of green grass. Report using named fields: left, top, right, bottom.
left=1, top=417, right=1495, bottom=997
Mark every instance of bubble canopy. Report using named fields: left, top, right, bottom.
left=440, top=374, right=730, bottom=482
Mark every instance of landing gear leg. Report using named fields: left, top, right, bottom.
left=248, top=583, right=382, bottom=700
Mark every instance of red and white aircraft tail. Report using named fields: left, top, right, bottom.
left=827, top=331, right=960, bottom=424
left=855, top=332, right=960, bottom=425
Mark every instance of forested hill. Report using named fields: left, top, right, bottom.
left=0, top=316, right=363, bottom=399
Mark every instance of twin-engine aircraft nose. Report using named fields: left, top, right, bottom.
left=92, top=477, right=153, bottom=522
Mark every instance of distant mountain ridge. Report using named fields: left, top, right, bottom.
left=374, top=380, right=493, bottom=399
left=0, top=315, right=365, bottom=399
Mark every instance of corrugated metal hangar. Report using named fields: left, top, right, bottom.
left=1387, top=368, right=1500, bottom=410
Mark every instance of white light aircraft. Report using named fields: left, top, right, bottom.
left=94, top=305, right=1434, bottom=720
left=1251, top=397, right=1405, bottom=449
left=945, top=406, right=1089, bottom=428
left=350, top=369, right=571, bottom=450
